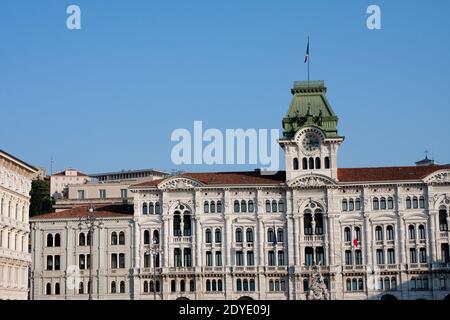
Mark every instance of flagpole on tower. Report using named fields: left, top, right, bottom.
left=307, top=35, right=310, bottom=86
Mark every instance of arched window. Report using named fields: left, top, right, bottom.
left=304, top=210, right=313, bottom=235
left=190, top=279, right=195, bottom=292
left=408, top=225, right=415, bottom=240
left=293, top=158, right=299, bottom=170
left=380, top=197, right=386, bottom=210
left=217, top=201, right=222, bottom=213
left=120, top=281, right=125, bottom=293
left=173, top=212, right=181, bottom=236
left=142, top=203, right=148, bottom=215
left=413, top=197, right=419, bottom=209
left=272, top=200, right=277, bottom=213
left=234, top=200, right=240, bottom=213
left=79, top=282, right=84, bottom=294
left=47, top=234, right=53, bottom=247
left=349, top=199, right=354, bottom=211
left=148, top=202, right=154, bottom=214
left=210, top=201, right=216, bottom=213
left=309, top=157, right=314, bottom=169
left=375, top=226, right=383, bottom=241
left=355, top=227, right=361, bottom=242
left=302, top=158, right=308, bottom=170
left=250, top=279, right=255, bottom=291
left=54, top=234, right=61, bottom=247
left=79, top=233, right=86, bottom=246
left=391, top=277, right=397, bottom=289
left=439, top=209, right=448, bottom=231
left=243, top=279, right=249, bottom=291
left=155, top=202, right=161, bottom=214
left=387, top=197, right=394, bottom=209
left=265, top=200, right=271, bottom=213
left=111, top=232, right=118, bottom=245
left=144, top=281, right=149, bottom=293
left=346, top=279, right=352, bottom=291
left=206, top=279, right=211, bottom=291
left=149, top=281, right=155, bottom=292
left=267, top=228, right=274, bottom=243
left=418, top=225, right=426, bottom=239
left=358, top=279, right=364, bottom=291
left=281, top=279, right=286, bottom=291
left=236, top=279, right=242, bottom=291
left=404, top=198, right=413, bottom=211
left=315, top=157, right=321, bottom=169
left=314, top=210, right=323, bottom=235
left=211, top=279, right=216, bottom=291
left=46, top=283, right=51, bottom=295
left=352, top=279, right=358, bottom=291
left=218, top=279, right=223, bottom=291
left=153, top=230, right=159, bottom=244
left=342, top=199, right=348, bottom=212
left=111, top=281, right=116, bottom=293
left=86, top=232, right=91, bottom=246
left=278, top=200, right=285, bottom=212
left=344, top=227, right=351, bottom=242
left=419, top=196, right=425, bottom=209
left=144, top=230, right=150, bottom=244
left=355, top=198, right=361, bottom=210
left=180, top=280, right=185, bottom=292
left=55, top=282, right=60, bottom=295
left=324, top=156, right=330, bottom=169
left=386, top=225, right=394, bottom=240
left=205, top=229, right=212, bottom=243
left=373, top=197, right=379, bottom=210
left=277, top=228, right=284, bottom=243
left=246, top=228, right=254, bottom=243
left=241, top=200, right=247, bottom=213
left=269, top=280, right=274, bottom=291
left=215, top=228, right=222, bottom=243
left=235, top=228, right=243, bottom=243
left=248, top=200, right=254, bottom=212
left=204, top=201, right=209, bottom=213
left=171, top=280, right=176, bottom=292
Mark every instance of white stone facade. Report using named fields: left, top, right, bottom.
left=29, top=80, right=450, bottom=300
left=0, top=150, right=37, bottom=300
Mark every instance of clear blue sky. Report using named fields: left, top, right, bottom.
left=1, top=0, right=449, bottom=174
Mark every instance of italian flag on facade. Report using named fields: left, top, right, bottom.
left=353, top=224, right=359, bottom=248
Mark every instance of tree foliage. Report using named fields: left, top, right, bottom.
left=29, top=179, right=53, bottom=216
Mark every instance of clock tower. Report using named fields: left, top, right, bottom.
left=278, top=80, right=344, bottom=183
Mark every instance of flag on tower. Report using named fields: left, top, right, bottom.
left=273, top=225, right=278, bottom=246
left=304, top=37, right=309, bottom=63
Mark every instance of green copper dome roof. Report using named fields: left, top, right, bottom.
left=282, top=80, right=341, bottom=139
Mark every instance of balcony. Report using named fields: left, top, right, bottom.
left=233, top=266, right=257, bottom=272
left=173, top=236, right=192, bottom=244
left=343, top=265, right=365, bottom=271
left=202, top=266, right=224, bottom=272
left=439, top=231, right=449, bottom=239
left=265, top=266, right=287, bottom=272
left=168, top=267, right=195, bottom=273
left=375, top=264, right=398, bottom=270
left=407, top=263, right=429, bottom=270
left=301, top=265, right=328, bottom=272
left=303, top=235, right=325, bottom=241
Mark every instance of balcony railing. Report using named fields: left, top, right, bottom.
left=173, top=236, right=192, bottom=243
left=343, top=265, right=365, bottom=271
left=168, top=267, right=195, bottom=272
left=303, top=235, right=325, bottom=241
left=233, top=266, right=257, bottom=272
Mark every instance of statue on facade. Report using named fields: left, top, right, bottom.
left=306, top=264, right=330, bottom=300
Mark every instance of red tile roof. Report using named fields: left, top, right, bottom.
left=131, top=165, right=450, bottom=188
left=30, top=204, right=133, bottom=220
left=337, top=165, right=450, bottom=183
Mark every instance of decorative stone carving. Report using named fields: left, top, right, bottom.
left=158, top=178, right=203, bottom=190
left=288, top=175, right=336, bottom=188
left=424, top=171, right=450, bottom=184
left=306, top=265, right=329, bottom=300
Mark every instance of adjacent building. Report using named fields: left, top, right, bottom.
left=0, top=149, right=37, bottom=300
left=50, top=169, right=91, bottom=199
left=30, top=80, right=450, bottom=300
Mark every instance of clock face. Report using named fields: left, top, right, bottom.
left=302, top=133, right=320, bottom=151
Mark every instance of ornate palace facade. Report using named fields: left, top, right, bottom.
left=0, top=150, right=37, bottom=300
left=30, top=81, right=450, bottom=300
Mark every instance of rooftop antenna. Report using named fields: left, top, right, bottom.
left=50, top=156, right=54, bottom=175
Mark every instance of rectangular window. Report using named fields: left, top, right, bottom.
left=387, top=249, right=396, bottom=264
left=120, top=189, right=127, bottom=198
left=77, top=190, right=85, bottom=200
left=99, top=189, right=106, bottom=199
left=247, top=251, right=254, bottom=266
left=54, top=255, right=60, bottom=270
left=376, top=250, right=384, bottom=265
left=79, top=254, right=86, bottom=270
left=355, top=250, right=363, bottom=265
left=277, top=251, right=285, bottom=266
left=419, top=248, right=427, bottom=263
left=119, top=253, right=125, bottom=268
left=111, top=254, right=118, bottom=269
left=410, top=248, right=417, bottom=263
left=236, top=251, right=244, bottom=266
left=268, top=251, right=275, bottom=266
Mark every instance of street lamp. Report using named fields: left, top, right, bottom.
left=78, top=205, right=103, bottom=300
left=146, top=235, right=161, bottom=300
